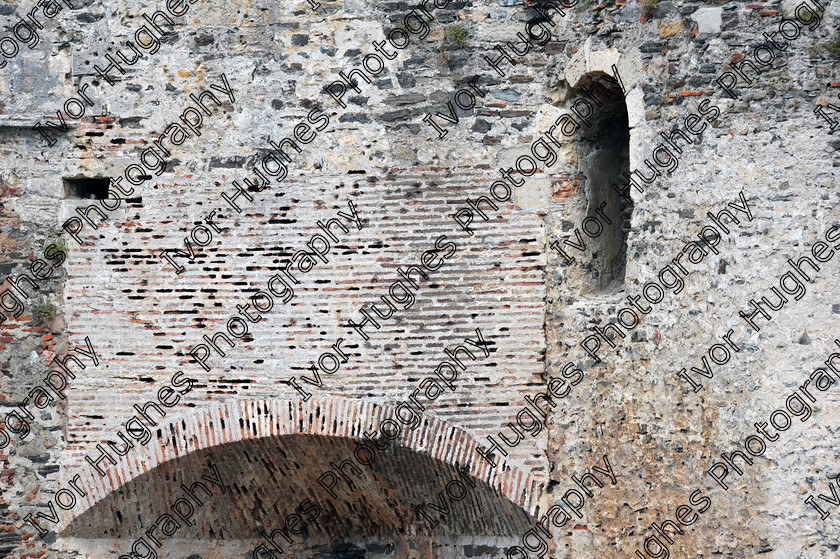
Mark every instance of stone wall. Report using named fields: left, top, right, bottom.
left=0, top=0, right=839, bottom=557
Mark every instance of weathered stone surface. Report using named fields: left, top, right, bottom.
left=659, top=19, right=684, bottom=38
left=0, top=0, right=839, bottom=557
left=691, top=7, right=723, bottom=34
left=781, top=0, right=803, bottom=18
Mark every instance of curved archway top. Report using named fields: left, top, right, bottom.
left=65, top=397, right=543, bottom=528
left=564, top=40, right=645, bottom=92
left=561, top=41, right=647, bottom=139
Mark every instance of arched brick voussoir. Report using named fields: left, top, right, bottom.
left=67, top=396, right=543, bottom=527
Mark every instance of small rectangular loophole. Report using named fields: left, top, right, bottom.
left=63, top=177, right=110, bottom=200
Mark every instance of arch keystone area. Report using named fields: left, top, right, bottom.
left=564, top=39, right=645, bottom=94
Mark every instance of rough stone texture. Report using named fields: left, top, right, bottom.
left=691, top=7, right=723, bottom=34
left=0, top=0, right=839, bottom=557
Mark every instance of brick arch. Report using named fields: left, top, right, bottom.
left=67, top=397, right=542, bottom=527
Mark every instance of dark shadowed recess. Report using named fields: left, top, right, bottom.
left=573, top=74, right=631, bottom=293
left=66, top=434, right=532, bottom=551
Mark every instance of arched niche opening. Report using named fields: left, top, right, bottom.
left=569, top=74, right=631, bottom=293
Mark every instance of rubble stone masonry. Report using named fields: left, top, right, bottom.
left=0, top=0, right=839, bottom=557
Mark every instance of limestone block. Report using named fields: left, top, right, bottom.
left=625, top=86, right=646, bottom=131
left=691, top=7, right=722, bottom=34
